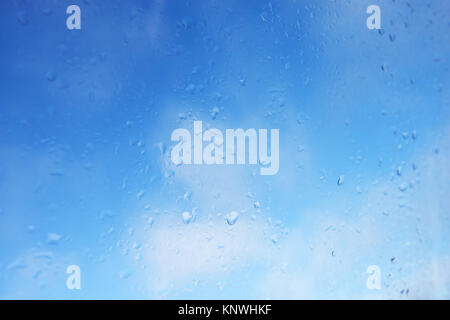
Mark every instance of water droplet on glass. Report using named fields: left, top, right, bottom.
left=184, top=191, right=192, bottom=201
left=225, top=211, right=239, bottom=225
left=211, top=106, right=220, bottom=120
left=185, top=83, right=196, bottom=93
left=337, top=176, right=344, bottom=186
left=182, top=211, right=193, bottom=224
left=42, top=8, right=52, bottom=16
left=119, top=269, right=133, bottom=279
left=154, top=142, right=167, bottom=154
left=33, top=270, right=41, bottom=279
left=45, top=70, right=56, bottom=82
left=137, top=190, right=145, bottom=200
left=270, top=234, right=279, bottom=244
left=132, top=242, right=141, bottom=249
left=33, top=251, right=53, bottom=260
left=56, top=78, right=69, bottom=90
left=46, top=233, right=62, bottom=245
left=7, top=260, right=27, bottom=271
left=16, top=11, right=28, bottom=25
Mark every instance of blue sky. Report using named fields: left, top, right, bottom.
left=0, top=0, right=449, bottom=299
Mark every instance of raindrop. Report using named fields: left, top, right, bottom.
left=225, top=211, right=239, bottom=225
left=33, top=270, right=41, bottom=279
left=183, top=191, right=192, bottom=201
left=33, top=251, right=53, bottom=260
left=46, top=233, right=62, bottom=245
left=185, top=83, right=196, bottom=93
left=99, top=210, right=115, bottom=220
left=154, top=142, right=167, bottom=154
left=137, top=190, right=145, bottom=200
left=182, top=211, right=193, bottom=224
left=210, top=106, right=220, bottom=120
left=132, top=242, right=141, bottom=249
left=45, top=70, right=56, bottom=82
left=42, top=8, right=52, bottom=16
left=7, top=260, right=26, bottom=271
left=16, top=11, right=28, bottom=25
left=191, top=66, right=199, bottom=74
left=56, top=79, right=69, bottom=90
left=270, top=234, right=279, bottom=244
left=165, top=169, right=175, bottom=178
left=337, top=176, right=344, bottom=186
left=119, top=269, right=133, bottom=279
